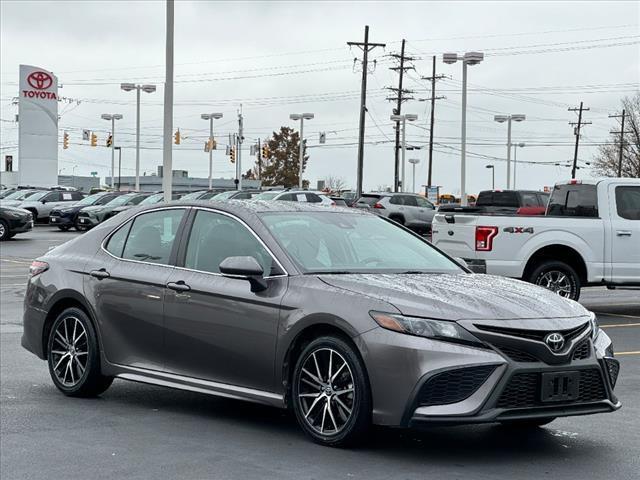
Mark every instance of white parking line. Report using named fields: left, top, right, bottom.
left=600, top=322, right=640, bottom=328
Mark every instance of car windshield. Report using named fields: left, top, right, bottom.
left=180, top=191, right=207, bottom=200
left=253, top=191, right=281, bottom=201
left=105, top=194, right=136, bottom=207
left=3, top=190, right=37, bottom=200
left=212, top=190, right=238, bottom=200
left=139, top=193, right=164, bottom=205
left=260, top=212, right=462, bottom=274
left=24, top=191, right=49, bottom=201
left=75, top=193, right=106, bottom=206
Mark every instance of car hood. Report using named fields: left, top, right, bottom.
left=1, top=206, right=30, bottom=216
left=112, top=205, right=133, bottom=213
left=319, top=273, right=588, bottom=321
left=80, top=205, right=106, bottom=213
left=0, top=200, right=23, bottom=207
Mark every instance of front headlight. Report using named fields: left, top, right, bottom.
left=369, top=311, right=484, bottom=346
left=589, top=311, right=600, bottom=338
left=59, top=208, right=74, bottom=214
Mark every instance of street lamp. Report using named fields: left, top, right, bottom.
left=121, top=83, right=156, bottom=191
left=101, top=113, right=123, bottom=188
left=485, top=164, right=495, bottom=190
left=443, top=51, right=484, bottom=205
left=390, top=113, right=418, bottom=192
left=408, top=158, right=420, bottom=193
left=290, top=113, right=314, bottom=188
left=512, top=142, right=525, bottom=189
left=201, top=112, right=224, bottom=189
left=494, top=114, right=526, bottom=189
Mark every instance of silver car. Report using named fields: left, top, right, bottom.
left=356, top=192, right=436, bottom=233
left=15, top=190, right=85, bottom=222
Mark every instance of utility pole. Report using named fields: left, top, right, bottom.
left=386, top=39, right=416, bottom=191
left=237, top=108, right=243, bottom=191
left=421, top=55, right=445, bottom=190
left=162, top=0, right=175, bottom=202
left=568, top=102, right=591, bottom=180
left=257, top=138, right=262, bottom=180
left=348, top=25, right=385, bottom=199
left=609, top=109, right=630, bottom=177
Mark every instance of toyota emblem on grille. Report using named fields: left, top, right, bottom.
left=544, top=332, right=565, bottom=352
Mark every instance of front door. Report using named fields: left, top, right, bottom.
left=609, top=184, right=640, bottom=282
left=84, top=207, right=187, bottom=370
left=163, top=209, right=286, bottom=391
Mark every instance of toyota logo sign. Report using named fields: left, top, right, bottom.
left=544, top=332, right=565, bottom=352
left=27, top=71, right=53, bottom=90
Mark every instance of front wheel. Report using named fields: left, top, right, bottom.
left=0, top=220, right=9, bottom=241
left=47, top=307, right=113, bottom=397
left=528, top=260, right=581, bottom=301
left=292, top=336, right=371, bottom=447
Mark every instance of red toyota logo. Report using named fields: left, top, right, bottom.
left=27, top=71, right=53, bottom=90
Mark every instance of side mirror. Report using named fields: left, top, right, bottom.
left=219, top=256, right=268, bottom=292
left=41, top=200, right=47, bottom=204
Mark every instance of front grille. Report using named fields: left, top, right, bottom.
left=476, top=322, right=589, bottom=342
left=498, top=346, right=539, bottom=363
left=497, top=368, right=606, bottom=409
left=417, top=365, right=497, bottom=407
left=572, top=340, right=591, bottom=360
left=604, top=358, right=620, bottom=389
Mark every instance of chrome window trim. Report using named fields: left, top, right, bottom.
left=100, top=205, right=289, bottom=278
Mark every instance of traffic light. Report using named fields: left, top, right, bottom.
left=106, top=134, right=113, bottom=147
left=261, top=144, right=269, bottom=158
left=230, top=146, right=235, bottom=163
left=210, top=139, right=216, bottom=150
left=90, top=133, right=97, bottom=147
left=174, top=129, right=181, bottom=145
left=63, top=131, right=69, bottom=149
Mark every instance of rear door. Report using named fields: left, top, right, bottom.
left=609, top=184, right=640, bottom=282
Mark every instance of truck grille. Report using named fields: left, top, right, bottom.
left=417, top=365, right=496, bottom=407
left=475, top=322, right=589, bottom=342
left=498, top=346, right=539, bottom=363
left=496, top=369, right=606, bottom=409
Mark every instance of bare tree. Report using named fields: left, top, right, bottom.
left=324, top=175, right=348, bottom=192
left=593, top=92, right=640, bottom=178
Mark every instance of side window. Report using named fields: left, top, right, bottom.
left=71, top=192, right=84, bottom=200
left=121, top=209, right=185, bottom=265
left=402, top=195, right=418, bottom=207
left=538, top=193, right=550, bottom=208
left=61, top=192, right=74, bottom=201
left=615, top=186, right=640, bottom=220
left=184, top=210, right=274, bottom=275
left=389, top=196, right=403, bottom=205
left=278, top=193, right=297, bottom=201
left=97, top=195, right=115, bottom=205
left=105, top=222, right=132, bottom=257
left=306, top=193, right=322, bottom=203
left=44, top=192, right=61, bottom=202
left=520, top=193, right=538, bottom=207
left=127, top=195, right=146, bottom=206
left=415, top=196, right=434, bottom=208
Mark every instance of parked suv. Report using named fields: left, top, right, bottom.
left=15, top=190, right=85, bottom=222
left=76, top=192, right=152, bottom=230
left=356, top=193, right=436, bottom=234
left=50, top=191, right=126, bottom=231
left=253, top=190, right=334, bottom=205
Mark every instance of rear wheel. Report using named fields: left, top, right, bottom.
left=47, top=307, right=113, bottom=397
left=500, top=417, right=556, bottom=428
left=528, top=260, right=581, bottom=301
left=0, top=220, right=9, bottom=241
left=292, top=336, right=371, bottom=447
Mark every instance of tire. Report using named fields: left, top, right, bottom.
left=57, top=225, right=71, bottom=232
left=500, top=417, right=556, bottom=428
left=292, top=335, right=371, bottom=447
left=0, top=219, right=9, bottom=241
left=528, top=260, right=581, bottom=301
left=47, top=307, right=113, bottom=397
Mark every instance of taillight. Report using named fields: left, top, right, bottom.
left=331, top=201, right=336, bottom=207
left=373, top=202, right=385, bottom=209
left=29, top=260, right=49, bottom=278
left=475, top=226, right=498, bottom=251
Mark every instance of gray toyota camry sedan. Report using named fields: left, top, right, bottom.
left=22, top=201, right=620, bottom=446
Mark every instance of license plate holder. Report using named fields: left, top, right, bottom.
left=540, top=371, right=580, bottom=403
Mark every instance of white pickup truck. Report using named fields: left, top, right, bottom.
left=432, top=178, right=640, bottom=300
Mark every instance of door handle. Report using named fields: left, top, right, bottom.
left=89, top=269, right=110, bottom=279
left=166, top=281, right=191, bottom=292
left=616, top=230, right=632, bottom=237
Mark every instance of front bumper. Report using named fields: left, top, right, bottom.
left=359, top=326, right=620, bottom=427
left=49, top=214, right=74, bottom=226
left=8, top=215, right=33, bottom=233
left=76, top=215, right=99, bottom=227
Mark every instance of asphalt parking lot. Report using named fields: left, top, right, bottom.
left=1, top=227, right=639, bottom=479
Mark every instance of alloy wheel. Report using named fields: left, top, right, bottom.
left=50, top=316, right=89, bottom=387
left=297, top=348, right=355, bottom=435
left=0, top=222, right=6, bottom=239
left=536, top=270, right=572, bottom=297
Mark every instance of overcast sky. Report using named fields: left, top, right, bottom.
left=1, top=0, right=639, bottom=193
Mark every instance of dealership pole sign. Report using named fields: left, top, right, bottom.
left=18, top=65, right=58, bottom=187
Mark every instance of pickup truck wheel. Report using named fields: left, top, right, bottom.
left=528, top=260, right=581, bottom=301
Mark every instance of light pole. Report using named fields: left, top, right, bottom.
left=408, top=158, right=420, bottom=193
left=390, top=113, right=418, bottom=192
left=201, top=113, right=223, bottom=189
left=512, top=142, right=525, bottom=189
left=121, top=83, right=156, bottom=192
left=101, top=113, right=123, bottom=188
left=443, top=51, right=484, bottom=205
left=290, top=113, right=314, bottom=188
left=494, top=114, right=526, bottom=189
left=114, top=147, right=122, bottom=190
left=485, top=164, right=495, bottom=190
